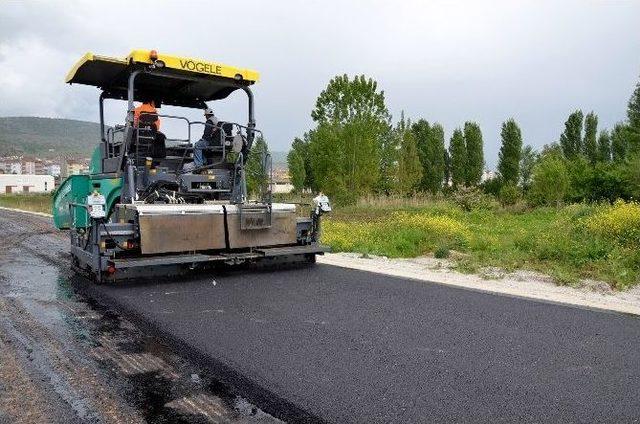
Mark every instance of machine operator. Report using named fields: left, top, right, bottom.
left=193, top=107, right=221, bottom=168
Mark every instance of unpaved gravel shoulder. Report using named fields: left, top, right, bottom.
left=318, top=253, right=640, bottom=316
left=0, top=309, right=79, bottom=424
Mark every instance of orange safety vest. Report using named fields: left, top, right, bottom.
left=133, top=103, right=160, bottom=130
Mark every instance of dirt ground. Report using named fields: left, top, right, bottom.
left=0, top=209, right=280, bottom=423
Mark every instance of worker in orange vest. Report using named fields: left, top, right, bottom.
left=132, top=99, right=165, bottom=159
left=133, top=99, right=160, bottom=130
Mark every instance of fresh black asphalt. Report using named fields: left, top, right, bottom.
left=83, top=263, right=640, bottom=423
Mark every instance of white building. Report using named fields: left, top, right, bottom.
left=9, top=163, right=22, bottom=175
left=0, top=174, right=55, bottom=194
left=23, top=161, right=36, bottom=174
left=46, top=164, right=61, bottom=177
left=269, top=181, right=294, bottom=194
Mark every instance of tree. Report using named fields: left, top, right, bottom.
left=311, top=74, right=389, bottom=126
left=583, top=111, right=598, bottom=164
left=519, top=144, right=538, bottom=190
left=377, top=123, right=398, bottom=195
left=245, top=136, right=270, bottom=197
left=628, top=76, right=640, bottom=151
left=424, top=123, right=446, bottom=193
left=464, top=121, right=484, bottom=186
left=611, top=122, right=629, bottom=162
left=497, top=119, right=523, bottom=184
left=443, top=149, right=451, bottom=189
left=288, top=135, right=316, bottom=192
left=566, top=155, right=593, bottom=202
left=448, top=128, right=466, bottom=188
left=411, top=119, right=430, bottom=191
left=528, top=152, right=569, bottom=206
left=396, top=122, right=422, bottom=195
left=628, top=75, right=640, bottom=132
left=597, top=130, right=611, bottom=163
left=307, top=74, right=390, bottom=203
left=287, top=137, right=307, bottom=192
left=559, top=110, right=584, bottom=159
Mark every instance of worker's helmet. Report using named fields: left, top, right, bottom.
left=204, top=107, right=214, bottom=116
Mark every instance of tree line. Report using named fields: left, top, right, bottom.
left=286, top=74, right=640, bottom=206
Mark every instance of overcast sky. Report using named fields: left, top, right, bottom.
left=1, top=0, right=639, bottom=168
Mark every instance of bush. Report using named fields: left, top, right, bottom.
left=528, top=153, right=569, bottom=206
left=434, top=244, right=450, bottom=258
left=480, top=176, right=503, bottom=197
left=498, top=183, right=521, bottom=206
left=584, top=200, right=640, bottom=247
left=451, top=187, right=498, bottom=211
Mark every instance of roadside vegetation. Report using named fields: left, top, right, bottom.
left=282, top=71, right=640, bottom=289
left=320, top=195, right=640, bottom=289
left=0, top=193, right=52, bottom=214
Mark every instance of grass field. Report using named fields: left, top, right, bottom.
left=322, top=196, right=640, bottom=289
left=0, top=193, right=52, bottom=214
left=3, top=192, right=639, bottom=289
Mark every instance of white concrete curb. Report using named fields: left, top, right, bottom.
left=0, top=206, right=53, bottom=218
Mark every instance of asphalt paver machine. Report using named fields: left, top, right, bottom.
left=53, top=50, right=330, bottom=283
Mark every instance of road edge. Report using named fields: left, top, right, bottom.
left=318, top=253, right=640, bottom=317
left=0, top=206, right=52, bottom=218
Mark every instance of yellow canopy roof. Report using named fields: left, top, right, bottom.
left=66, top=50, right=260, bottom=107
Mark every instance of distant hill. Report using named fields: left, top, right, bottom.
left=0, top=116, right=289, bottom=165
left=0, top=116, right=100, bottom=158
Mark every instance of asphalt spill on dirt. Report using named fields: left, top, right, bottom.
left=0, top=210, right=280, bottom=423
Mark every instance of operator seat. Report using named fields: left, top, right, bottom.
left=203, top=121, right=233, bottom=165
left=136, top=112, right=166, bottom=163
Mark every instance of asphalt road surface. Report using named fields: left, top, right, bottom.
left=2, top=209, right=640, bottom=423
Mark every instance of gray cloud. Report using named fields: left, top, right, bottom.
left=1, top=0, right=639, bottom=167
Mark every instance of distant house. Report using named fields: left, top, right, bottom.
left=23, top=160, right=36, bottom=174
left=270, top=167, right=293, bottom=194
left=9, top=162, right=22, bottom=175
left=269, top=181, right=294, bottom=194
left=481, top=170, right=496, bottom=183
left=0, top=174, right=55, bottom=194
left=0, top=157, right=23, bottom=174
left=62, top=160, right=89, bottom=177
left=45, top=163, right=61, bottom=177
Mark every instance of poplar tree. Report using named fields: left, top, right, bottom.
left=583, top=111, right=598, bottom=164
left=449, top=128, right=466, bottom=188
left=287, top=137, right=308, bottom=192
left=425, top=123, right=446, bottom=193
left=443, top=150, right=451, bottom=188
left=628, top=76, right=640, bottom=132
left=611, top=122, right=628, bottom=162
left=559, top=110, right=584, bottom=159
left=245, top=136, right=270, bottom=196
left=396, top=125, right=422, bottom=195
left=519, top=145, right=538, bottom=189
left=463, top=121, right=484, bottom=186
left=497, top=119, right=523, bottom=184
left=597, top=130, right=611, bottom=163
left=411, top=119, right=430, bottom=191
left=627, top=77, right=640, bottom=152
left=378, top=123, right=398, bottom=195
